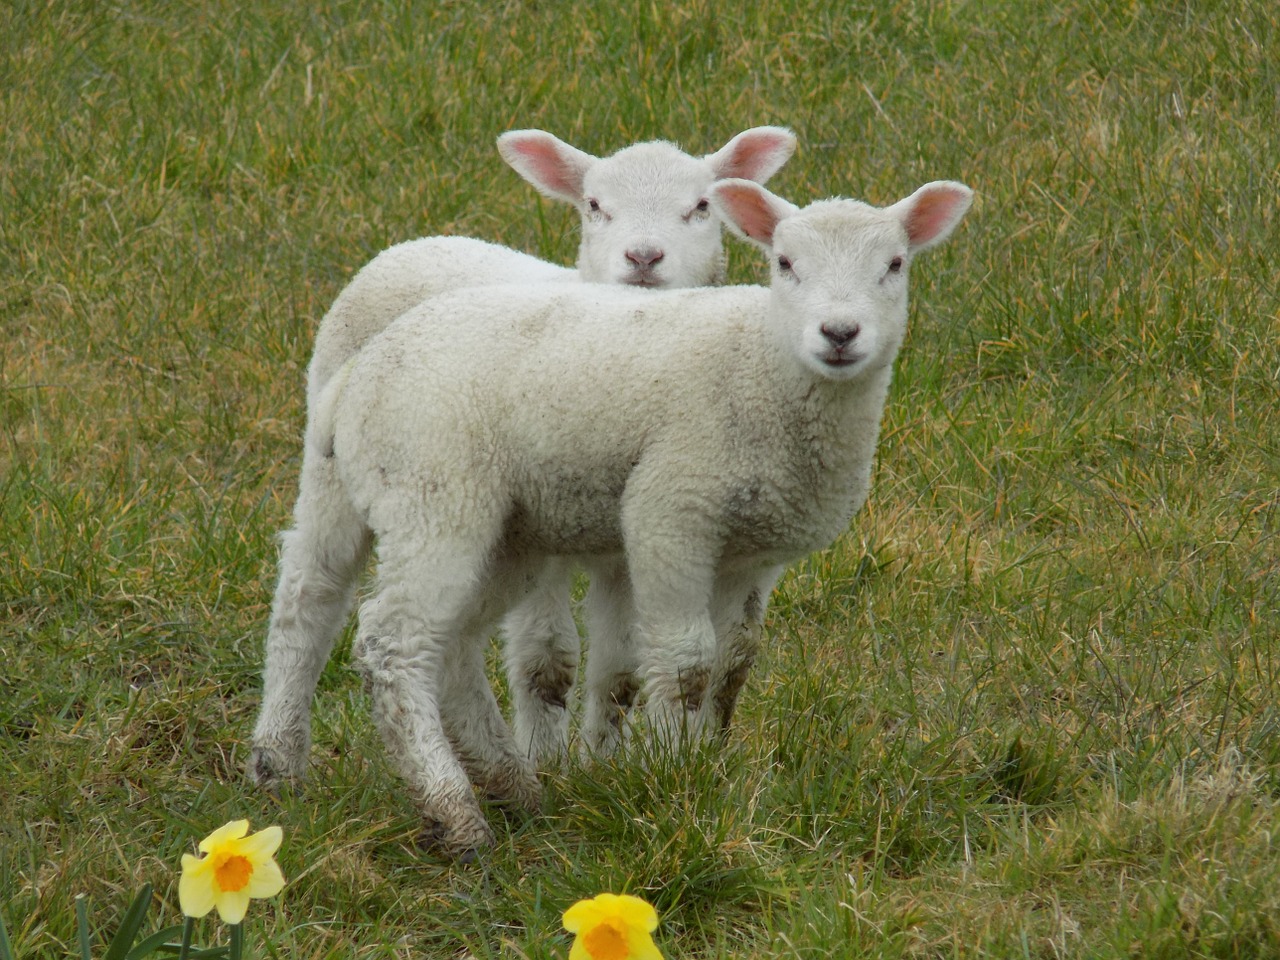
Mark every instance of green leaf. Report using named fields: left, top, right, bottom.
left=124, top=924, right=187, bottom=960
left=76, top=895, right=92, bottom=960
left=0, top=908, right=15, bottom=960
left=103, top=884, right=154, bottom=960
left=154, top=947, right=230, bottom=958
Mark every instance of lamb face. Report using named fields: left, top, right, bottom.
left=762, top=201, right=911, bottom=381
left=498, top=126, right=797, bottom=290
left=576, top=141, right=727, bottom=288
left=711, top=179, right=974, bottom=383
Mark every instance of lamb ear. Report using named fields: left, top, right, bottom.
left=891, top=180, right=974, bottom=253
left=497, top=130, right=598, bottom=204
left=708, top=178, right=799, bottom=250
left=705, top=126, right=798, bottom=184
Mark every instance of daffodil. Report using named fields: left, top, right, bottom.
left=562, top=893, right=664, bottom=960
left=178, top=820, right=285, bottom=925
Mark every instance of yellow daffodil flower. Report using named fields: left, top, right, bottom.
left=562, top=893, right=664, bottom=960
left=179, top=820, right=285, bottom=924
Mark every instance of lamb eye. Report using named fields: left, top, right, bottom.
left=587, top=199, right=601, bottom=213
left=888, top=256, right=904, bottom=274
left=777, top=256, right=793, bottom=272
left=684, top=198, right=711, bottom=222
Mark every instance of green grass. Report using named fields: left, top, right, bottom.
left=2, top=0, right=1278, bottom=956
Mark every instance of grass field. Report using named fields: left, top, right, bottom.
left=2, top=1, right=1278, bottom=956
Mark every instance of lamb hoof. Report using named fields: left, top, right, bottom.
left=247, top=744, right=305, bottom=791
left=481, top=764, right=543, bottom=816
left=415, top=818, right=494, bottom=863
left=415, top=821, right=452, bottom=853
left=507, top=776, right=544, bottom=816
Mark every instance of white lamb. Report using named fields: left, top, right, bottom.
left=296, top=176, right=973, bottom=858
left=250, top=126, right=798, bottom=788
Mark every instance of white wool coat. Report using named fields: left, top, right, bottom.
left=322, top=282, right=893, bottom=584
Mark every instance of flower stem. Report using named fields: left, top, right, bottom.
left=177, top=917, right=195, bottom=960
left=229, top=923, right=244, bottom=960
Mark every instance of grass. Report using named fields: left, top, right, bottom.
left=2, top=0, right=1278, bottom=956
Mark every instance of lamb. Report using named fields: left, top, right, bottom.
left=296, top=176, right=973, bottom=858
left=304, top=127, right=798, bottom=403
left=249, top=126, right=798, bottom=789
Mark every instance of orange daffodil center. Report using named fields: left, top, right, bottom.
left=213, top=852, right=254, bottom=892
left=563, top=893, right=664, bottom=960
left=179, top=819, right=285, bottom=925
left=582, top=919, right=630, bottom=960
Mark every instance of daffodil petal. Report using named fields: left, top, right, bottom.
left=180, top=852, right=209, bottom=875
left=563, top=899, right=605, bottom=933
left=626, top=930, right=665, bottom=960
left=214, top=887, right=252, bottom=925
left=244, top=857, right=285, bottom=898
left=198, top=819, right=250, bottom=853
left=178, top=867, right=215, bottom=919
left=238, top=824, right=283, bottom=859
left=613, top=894, right=658, bottom=932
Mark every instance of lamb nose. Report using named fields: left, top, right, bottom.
left=821, top=323, right=860, bottom=348
left=626, top=247, right=665, bottom=268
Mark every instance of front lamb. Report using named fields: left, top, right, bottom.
left=303, top=177, right=972, bottom=857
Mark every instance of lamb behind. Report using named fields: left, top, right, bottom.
left=306, top=126, right=797, bottom=403
left=307, top=177, right=973, bottom=857
left=250, top=127, right=798, bottom=790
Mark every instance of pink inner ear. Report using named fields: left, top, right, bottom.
left=905, top=187, right=968, bottom=248
left=718, top=183, right=782, bottom=244
left=507, top=137, right=584, bottom=199
left=722, top=132, right=793, bottom=181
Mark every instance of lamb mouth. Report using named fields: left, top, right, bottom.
left=824, top=352, right=863, bottom=367
left=623, top=274, right=665, bottom=288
